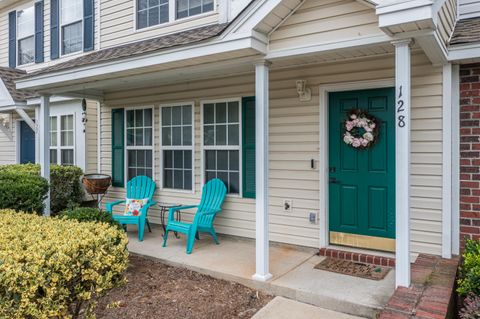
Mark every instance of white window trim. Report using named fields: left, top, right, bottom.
left=200, top=97, right=242, bottom=197
left=16, top=6, right=35, bottom=67
left=59, top=0, right=84, bottom=57
left=133, top=0, right=217, bottom=32
left=49, top=113, right=76, bottom=165
left=124, top=106, right=155, bottom=185
left=159, top=102, right=195, bottom=194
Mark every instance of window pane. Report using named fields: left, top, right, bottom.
left=184, top=150, right=192, bottom=169
left=183, top=126, right=192, bottom=146
left=137, top=150, right=145, bottom=167
left=127, top=110, right=135, bottom=128
left=135, top=109, right=143, bottom=127
left=50, top=149, right=58, bottom=164
left=138, top=0, right=148, bottom=10
left=229, top=150, right=239, bottom=171
left=182, top=106, right=192, bottom=125
left=135, top=128, right=143, bottom=146
left=160, top=4, right=169, bottom=23
left=17, top=7, right=34, bottom=39
left=164, top=170, right=173, bottom=188
left=172, top=127, right=182, bottom=145
left=205, top=150, right=215, bottom=170
left=61, top=0, right=82, bottom=25
left=217, top=171, right=228, bottom=188
left=204, top=125, right=215, bottom=145
left=203, top=0, right=214, bottom=12
left=216, top=103, right=226, bottom=123
left=162, top=127, right=171, bottom=145
left=127, top=128, right=135, bottom=146
left=144, top=128, right=152, bottom=146
left=184, top=170, right=192, bottom=190
left=176, top=0, right=188, bottom=19
left=228, top=124, right=239, bottom=145
left=144, top=108, right=153, bottom=126
left=62, top=21, right=82, bottom=55
left=50, top=117, right=57, bottom=147
left=176, top=0, right=213, bottom=19
left=61, top=115, right=73, bottom=130
left=137, top=0, right=168, bottom=29
left=137, top=9, right=148, bottom=29
left=128, top=150, right=137, bottom=167
left=173, top=150, right=183, bottom=169
left=148, top=7, right=159, bottom=27
left=173, top=170, right=183, bottom=189
left=61, top=149, right=74, bottom=165
left=216, top=125, right=226, bottom=145
left=162, top=107, right=171, bottom=126
left=229, top=172, right=239, bottom=194
left=149, top=0, right=159, bottom=6
left=61, top=131, right=74, bottom=146
left=206, top=171, right=216, bottom=182
left=18, top=36, right=34, bottom=65
left=217, top=150, right=228, bottom=171
left=164, top=150, right=172, bottom=168
left=204, top=104, right=214, bottom=124
left=228, top=101, right=239, bottom=122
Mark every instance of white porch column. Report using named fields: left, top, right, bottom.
left=39, top=95, right=51, bottom=216
left=253, top=60, right=272, bottom=282
left=393, top=39, right=412, bottom=288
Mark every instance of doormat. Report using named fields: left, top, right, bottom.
left=314, top=257, right=391, bottom=280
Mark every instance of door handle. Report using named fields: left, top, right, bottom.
left=329, top=177, right=339, bottom=184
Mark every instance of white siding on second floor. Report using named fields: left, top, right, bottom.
left=459, top=0, right=480, bottom=19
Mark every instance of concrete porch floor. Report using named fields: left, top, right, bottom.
left=126, top=226, right=395, bottom=318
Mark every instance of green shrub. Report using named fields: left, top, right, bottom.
left=0, top=209, right=129, bottom=318
left=59, top=207, right=121, bottom=229
left=0, top=164, right=85, bottom=214
left=0, top=170, right=48, bottom=214
left=458, top=239, right=480, bottom=296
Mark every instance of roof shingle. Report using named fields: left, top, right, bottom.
left=450, top=17, right=480, bottom=46
left=24, top=23, right=229, bottom=78
left=0, top=67, right=37, bottom=102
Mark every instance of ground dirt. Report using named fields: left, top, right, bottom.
left=95, top=254, right=273, bottom=319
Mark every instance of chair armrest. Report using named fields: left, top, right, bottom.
left=105, top=200, right=126, bottom=213
left=139, top=200, right=156, bottom=217
left=167, top=205, right=198, bottom=221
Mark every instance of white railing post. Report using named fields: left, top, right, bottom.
left=253, top=60, right=272, bottom=282
left=393, top=39, right=412, bottom=288
left=39, top=95, right=51, bottom=216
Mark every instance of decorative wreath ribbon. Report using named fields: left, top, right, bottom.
left=343, top=109, right=379, bottom=150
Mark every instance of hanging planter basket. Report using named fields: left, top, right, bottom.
left=82, top=174, right=112, bottom=195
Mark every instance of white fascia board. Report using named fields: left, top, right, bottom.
left=378, top=4, right=436, bottom=29
left=225, top=0, right=285, bottom=35
left=266, top=34, right=392, bottom=60
left=17, top=35, right=267, bottom=91
left=27, top=96, right=81, bottom=106
left=448, top=43, right=480, bottom=61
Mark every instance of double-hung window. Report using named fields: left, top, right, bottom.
left=17, top=7, right=35, bottom=65
left=203, top=99, right=241, bottom=194
left=60, top=0, right=83, bottom=55
left=126, top=108, right=154, bottom=180
left=161, top=104, right=194, bottom=191
left=50, top=115, right=75, bottom=165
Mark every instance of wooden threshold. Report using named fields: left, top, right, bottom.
left=329, top=231, right=395, bottom=253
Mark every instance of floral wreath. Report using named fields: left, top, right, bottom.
left=343, top=109, right=379, bottom=149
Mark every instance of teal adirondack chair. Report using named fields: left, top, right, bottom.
left=105, top=176, right=156, bottom=241
left=163, top=178, right=227, bottom=254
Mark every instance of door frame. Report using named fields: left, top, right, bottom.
left=318, top=78, right=395, bottom=249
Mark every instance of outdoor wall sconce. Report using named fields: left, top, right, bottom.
left=295, top=80, right=311, bottom=102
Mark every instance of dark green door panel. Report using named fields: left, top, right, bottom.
left=328, top=88, right=395, bottom=239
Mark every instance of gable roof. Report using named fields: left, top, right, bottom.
left=0, top=67, right=37, bottom=102
left=23, top=23, right=229, bottom=79
left=450, top=17, right=480, bottom=46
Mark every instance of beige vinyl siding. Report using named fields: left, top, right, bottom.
left=0, top=115, right=17, bottom=165
left=85, top=100, right=98, bottom=173
left=100, top=0, right=219, bottom=49
left=436, top=0, right=457, bottom=48
left=459, top=0, right=480, bottom=19
left=97, top=51, right=444, bottom=255
left=0, top=0, right=100, bottom=71
left=269, top=0, right=383, bottom=52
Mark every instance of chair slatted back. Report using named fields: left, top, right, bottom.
left=126, top=176, right=156, bottom=201
left=197, top=179, right=227, bottom=226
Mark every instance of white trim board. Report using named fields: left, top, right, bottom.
left=318, top=79, right=395, bottom=249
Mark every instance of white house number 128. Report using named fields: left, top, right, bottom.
left=397, top=85, right=406, bottom=128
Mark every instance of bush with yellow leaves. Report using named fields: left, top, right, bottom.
left=0, top=209, right=129, bottom=318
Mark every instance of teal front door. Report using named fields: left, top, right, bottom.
left=328, top=88, right=395, bottom=251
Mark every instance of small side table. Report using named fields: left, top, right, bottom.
left=158, top=202, right=182, bottom=238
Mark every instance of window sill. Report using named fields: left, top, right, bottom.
left=133, top=11, right=218, bottom=34
left=160, top=187, right=195, bottom=195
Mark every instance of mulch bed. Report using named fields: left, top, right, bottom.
left=95, top=254, right=273, bottom=319
left=314, top=257, right=391, bottom=280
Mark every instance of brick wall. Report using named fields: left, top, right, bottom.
left=460, top=63, right=480, bottom=250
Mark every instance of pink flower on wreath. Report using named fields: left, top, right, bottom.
left=361, top=139, right=369, bottom=147
left=346, top=122, right=354, bottom=131
left=352, top=139, right=361, bottom=148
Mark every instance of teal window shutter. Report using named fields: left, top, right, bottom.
left=242, top=97, right=256, bottom=198
left=112, top=108, right=125, bottom=187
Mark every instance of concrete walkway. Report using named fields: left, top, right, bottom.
left=252, top=297, right=364, bottom=319
left=127, top=226, right=395, bottom=318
